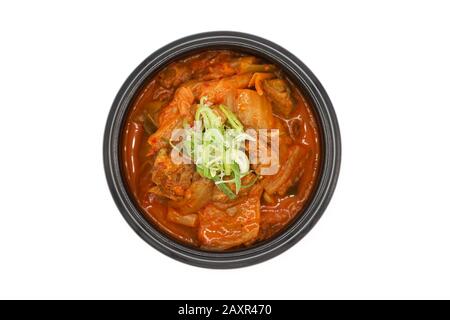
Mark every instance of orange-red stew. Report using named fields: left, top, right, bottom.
left=122, top=50, right=320, bottom=250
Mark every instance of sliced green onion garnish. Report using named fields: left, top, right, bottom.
left=230, top=162, right=242, bottom=194
left=182, top=96, right=255, bottom=199
left=233, top=149, right=250, bottom=174
left=219, top=104, right=244, bottom=131
left=213, top=176, right=237, bottom=200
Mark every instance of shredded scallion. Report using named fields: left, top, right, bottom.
left=181, top=96, right=253, bottom=199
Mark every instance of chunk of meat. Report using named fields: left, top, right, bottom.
left=150, top=148, right=194, bottom=201
left=158, top=63, right=193, bottom=89
left=158, top=51, right=222, bottom=88
left=167, top=207, right=199, bottom=227
left=263, top=144, right=311, bottom=196
left=187, top=73, right=253, bottom=104
left=258, top=196, right=300, bottom=240
left=199, top=186, right=263, bottom=250
left=261, top=79, right=295, bottom=117
left=195, top=55, right=275, bottom=81
left=158, top=52, right=263, bottom=86
left=250, top=117, right=293, bottom=177
left=169, top=177, right=214, bottom=214
left=194, top=55, right=250, bottom=80
left=248, top=72, right=275, bottom=95
left=235, top=89, right=274, bottom=129
left=147, top=87, right=195, bottom=155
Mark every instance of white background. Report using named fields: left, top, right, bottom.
left=1, top=0, right=449, bottom=300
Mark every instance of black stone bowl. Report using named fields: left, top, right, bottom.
left=104, top=31, right=341, bottom=268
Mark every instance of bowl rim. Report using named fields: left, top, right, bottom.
left=103, top=31, right=341, bottom=268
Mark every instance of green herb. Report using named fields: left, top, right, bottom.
left=219, top=104, right=244, bottom=131
left=182, top=96, right=254, bottom=199
left=213, top=176, right=237, bottom=200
